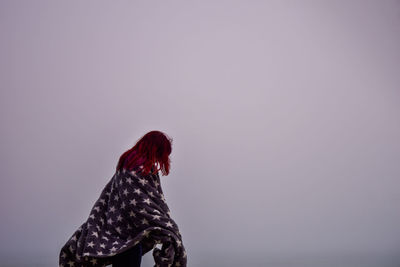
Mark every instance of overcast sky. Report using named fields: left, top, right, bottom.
left=1, top=1, right=399, bottom=266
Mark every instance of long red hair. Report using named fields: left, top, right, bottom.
left=116, top=130, right=173, bottom=176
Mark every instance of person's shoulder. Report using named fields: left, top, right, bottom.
left=119, top=165, right=145, bottom=177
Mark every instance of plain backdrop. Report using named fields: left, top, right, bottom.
left=0, top=1, right=399, bottom=266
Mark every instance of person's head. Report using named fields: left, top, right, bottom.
left=116, top=130, right=173, bottom=176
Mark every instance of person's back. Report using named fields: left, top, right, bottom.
left=59, top=130, right=187, bottom=267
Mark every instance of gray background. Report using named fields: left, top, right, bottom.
left=1, top=1, right=399, bottom=266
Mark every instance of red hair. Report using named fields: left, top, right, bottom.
left=116, top=130, right=173, bottom=176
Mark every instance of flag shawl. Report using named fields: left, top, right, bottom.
left=59, top=166, right=187, bottom=267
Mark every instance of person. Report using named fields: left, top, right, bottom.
left=59, top=130, right=187, bottom=267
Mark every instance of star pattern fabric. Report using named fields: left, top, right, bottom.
left=59, top=166, right=187, bottom=267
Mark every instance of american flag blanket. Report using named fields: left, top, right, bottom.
left=59, top=166, right=187, bottom=267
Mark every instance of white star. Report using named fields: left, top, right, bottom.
left=160, top=194, right=166, bottom=202
left=89, top=214, right=95, bottom=220
left=143, top=230, right=150, bottom=237
left=101, top=236, right=109, bottom=241
left=110, top=246, right=117, bottom=252
left=105, top=230, right=111, bottom=235
left=149, top=191, right=154, bottom=197
left=143, top=198, right=151, bottom=205
left=90, top=258, right=97, bottom=265
left=114, top=195, right=119, bottom=201
left=138, top=178, right=147, bottom=186
left=152, top=215, right=161, bottom=220
left=123, top=189, right=129, bottom=196
left=83, top=252, right=90, bottom=256
left=126, top=177, right=133, bottom=184
left=130, top=199, right=137, bottom=206
left=107, top=218, right=113, bottom=225
left=142, top=218, right=149, bottom=225
left=120, top=201, right=126, bottom=209
left=119, top=179, right=123, bottom=185
left=87, top=241, right=95, bottom=248
left=117, top=215, right=123, bottom=222
left=154, top=181, right=159, bottom=188
left=129, top=211, right=136, bottom=217
left=133, top=188, right=141, bottom=195
left=109, top=206, right=116, bottom=213
left=67, top=260, right=75, bottom=267
left=116, top=227, right=122, bottom=234
left=166, top=221, right=173, bottom=228
left=61, top=252, right=67, bottom=258
left=91, top=231, right=98, bottom=238
left=97, top=251, right=103, bottom=256
left=100, top=218, right=104, bottom=225
left=112, top=241, right=119, bottom=245
left=94, top=206, right=100, bottom=212
left=139, top=208, right=146, bottom=213
left=100, top=243, right=106, bottom=249
left=183, top=250, right=187, bottom=258
left=176, top=240, right=182, bottom=247
left=71, top=235, right=77, bottom=241
left=99, top=198, right=106, bottom=205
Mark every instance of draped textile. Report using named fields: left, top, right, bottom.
left=59, top=166, right=187, bottom=267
